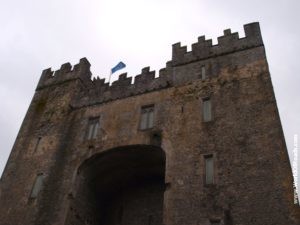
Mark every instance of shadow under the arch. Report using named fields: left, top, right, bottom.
left=66, top=145, right=166, bottom=225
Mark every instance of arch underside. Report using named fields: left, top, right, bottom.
left=66, top=145, right=166, bottom=225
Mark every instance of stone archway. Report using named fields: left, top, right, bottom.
left=65, top=145, right=166, bottom=225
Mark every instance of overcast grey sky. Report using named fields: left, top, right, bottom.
left=1, top=0, right=299, bottom=190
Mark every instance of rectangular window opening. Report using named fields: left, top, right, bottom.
left=86, top=117, right=100, bottom=140
left=205, top=155, right=214, bottom=185
left=30, top=173, right=45, bottom=199
left=203, top=98, right=212, bottom=122
left=148, top=215, right=153, bottom=225
left=140, top=105, right=154, bottom=130
left=210, top=219, right=221, bottom=225
left=33, top=137, right=42, bottom=153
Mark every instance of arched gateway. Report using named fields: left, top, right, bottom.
left=65, top=145, right=166, bottom=225
left=1, top=23, right=299, bottom=225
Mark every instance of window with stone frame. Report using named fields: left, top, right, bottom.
left=86, top=117, right=100, bottom=140
left=203, top=97, right=212, bottom=122
left=30, top=173, right=45, bottom=199
left=139, top=105, right=154, bottom=130
left=33, top=137, right=42, bottom=153
left=204, top=154, right=214, bottom=185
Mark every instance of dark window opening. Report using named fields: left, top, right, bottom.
left=205, top=155, right=214, bottom=185
left=210, top=218, right=221, bottom=225
left=148, top=215, right=153, bottom=225
left=33, top=137, right=42, bottom=153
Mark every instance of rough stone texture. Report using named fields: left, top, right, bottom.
left=0, top=22, right=299, bottom=225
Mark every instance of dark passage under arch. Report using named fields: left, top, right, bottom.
left=66, top=145, right=166, bottom=225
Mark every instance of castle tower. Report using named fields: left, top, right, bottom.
left=0, top=22, right=299, bottom=225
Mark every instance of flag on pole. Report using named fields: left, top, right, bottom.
left=111, top=61, right=126, bottom=74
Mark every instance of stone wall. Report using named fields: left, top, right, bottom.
left=0, top=22, right=299, bottom=225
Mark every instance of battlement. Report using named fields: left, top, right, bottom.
left=36, top=57, right=91, bottom=90
left=172, top=22, right=263, bottom=66
left=37, top=22, right=265, bottom=107
left=72, top=64, right=172, bottom=107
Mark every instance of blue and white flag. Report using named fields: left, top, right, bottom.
left=111, top=61, right=126, bottom=74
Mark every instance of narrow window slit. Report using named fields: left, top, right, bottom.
left=203, top=98, right=212, bottom=122
left=205, top=155, right=214, bottom=185
left=148, top=215, right=153, bottom=225
left=34, top=137, right=42, bottom=153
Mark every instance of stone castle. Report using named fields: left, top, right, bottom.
left=0, top=22, right=299, bottom=225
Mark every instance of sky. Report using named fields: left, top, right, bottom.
left=0, top=0, right=299, bottom=191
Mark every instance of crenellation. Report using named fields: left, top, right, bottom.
left=72, top=67, right=173, bottom=108
left=158, top=68, right=169, bottom=78
left=223, top=29, right=232, bottom=35
left=197, top=35, right=206, bottom=42
left=158, top=66, right=172, bottom=85
left=37, top=68, right=54, bottom=89
left=38, top=22, right=264, bottom=107
left=2, top=22, right=299, bottom=225
left=141, top=66, right=151, bottom=74
left=244, top=22, right=263, bottom=43
left=191, top=38, right=213, bottom=59
left=172, top=22, right=263, bottom=66
left=53, top=63, right=71, bottom=80
left=112, top=73, right=132, bottom=87
left=37, top=58, right=92, bottom=90
left=107, top=73, right=133, bottom=100
left=158, top=68, right=166, bottom=76
left=216, top=31, right=240, bottom=53
left=166, top=60, right=172, bottom=68
left=75, top=58, right=91, bottom=74
left=134, top=67, right=156, bottom=85
left=60, top=62, right=72, bottom=73
left=172, top=42, right=188, bottom=64
left=91, top=77, right=107, bottom=97
left=217, top=31, right=239, bottom=44
left=93, top=77, right=106, bottom=87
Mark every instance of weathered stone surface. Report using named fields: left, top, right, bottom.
left=0, top=22, right=299, bottom=225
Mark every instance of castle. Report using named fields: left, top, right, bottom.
left=0, top=22, right=299, bottom=225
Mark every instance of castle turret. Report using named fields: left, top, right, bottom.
left=0, top=22, right=298, bottom=225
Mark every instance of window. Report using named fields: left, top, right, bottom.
left=210, top=219, right=221, bottom=225
left=203, top=98, right=212, bottom=122
left=148, top=215, right=153, bottom=225
left=205, top=155, right=214, bottom=185
left=30, top=173, right=45, bottom=198
left=33, top=137, right=42, bottom=153
left=140, top=105, right=154, bottom=130
left=201, top=66, right=206, bottom=80
left=210, top=219, right=220, bottom=225
left=86, top=117, right=100, bottom=140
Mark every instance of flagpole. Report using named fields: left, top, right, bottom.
left=108, top=70, right=112, bottom=84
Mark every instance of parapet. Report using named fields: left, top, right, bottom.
left=172, top=22, right=263, bottom=66
left=36, top=22, right=265, bottom=107
left=36, top=58, right=92, bottom=90
left=72, top=64, right=173, bottom=107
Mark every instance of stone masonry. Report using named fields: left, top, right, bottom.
left=0, top=22, right=299, bottom=225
